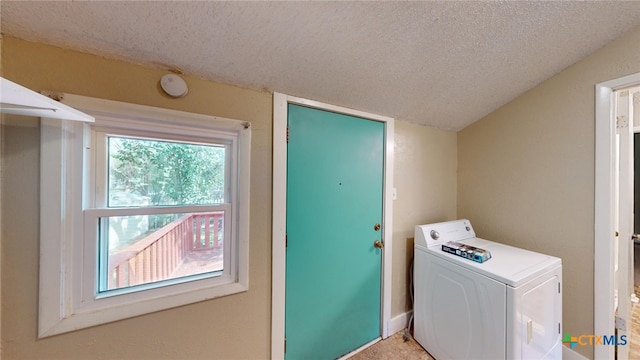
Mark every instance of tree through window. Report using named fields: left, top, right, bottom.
left=108, top=136, right=226, bottom=207
left=98, top=136, right=230, bottom=292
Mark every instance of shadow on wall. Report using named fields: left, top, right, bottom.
left=406, top=237, right=415, bottom=310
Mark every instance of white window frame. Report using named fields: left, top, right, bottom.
left=39, top=93, right=251, bottom=338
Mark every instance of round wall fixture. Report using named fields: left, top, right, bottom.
left=160, top=74, right=188, bottom=98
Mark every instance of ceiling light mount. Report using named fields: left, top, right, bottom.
left=160, top=73, right=188, bottom=98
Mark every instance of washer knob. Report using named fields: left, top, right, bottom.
left=430, top=230, right=440, bottom=240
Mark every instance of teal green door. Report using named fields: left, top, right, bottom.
left=285, top=104, right=384, bottom=359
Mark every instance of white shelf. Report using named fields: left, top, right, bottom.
left=0, top=77, right=94, bottom=122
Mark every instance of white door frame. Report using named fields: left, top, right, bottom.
left=271, top=93, right=394, bottom=359
left=594, top=72, right=640, bottom=360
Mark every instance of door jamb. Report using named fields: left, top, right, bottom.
left=271, top=92, right=394, bottom=359
left=594, top=72, right=640, bottom=360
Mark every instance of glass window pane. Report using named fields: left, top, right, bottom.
left=98, top=211, right=225, bottom=292
left=108, top=136, right=225, bottom=207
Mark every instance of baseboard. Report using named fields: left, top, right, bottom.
left=562, top=344, right=588, bottom=360
left=388, top=310, right=412, bottom=337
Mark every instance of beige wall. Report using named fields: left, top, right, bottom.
left=458, top=25, right=640, bottom=359
left=0, top=36, right=458, bottom=359
left=1, top=36, right=273, bottom=359
left=392, top=121, right=457, bottom=315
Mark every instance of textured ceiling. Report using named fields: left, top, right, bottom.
left=1, top=1, right=640, bottom=130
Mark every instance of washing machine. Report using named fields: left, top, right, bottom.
left=414, top=219, right=562, bottom=360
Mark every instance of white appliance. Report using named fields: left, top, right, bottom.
left=414, top=219, right=562, bottom=360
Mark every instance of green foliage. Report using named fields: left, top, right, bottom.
left=108, top=137, right=225, bottom=207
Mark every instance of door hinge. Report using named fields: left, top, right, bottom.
left=285, top=233, right=288, bottom=248
left=286, top=126, right=290, bottom=143
left=558, top=323, right=561, bottom=334
left=615, top=315, right=627, bottom=331
left=616, top=115, right=629, bottom=129
left=284, top=338, right=286, bottom=353
left=558, top=282, right=560, bottom=294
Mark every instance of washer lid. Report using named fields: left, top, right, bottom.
left=420, top=237, right=561, bottom=287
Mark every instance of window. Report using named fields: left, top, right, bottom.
left=39, top=94, right=250, bottom=337
left=92, top=135, right=229, bottom=295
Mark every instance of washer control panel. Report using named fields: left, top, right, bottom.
left=415, top=219, right=476, bottom=249
left=442, top=241, right=492, bottom=263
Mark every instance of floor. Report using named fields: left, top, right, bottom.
left=350, top=302, right=640, bottom=360
left=348, top=331, right=432, bottom=360
left=347, top=286, right=640, bottom=360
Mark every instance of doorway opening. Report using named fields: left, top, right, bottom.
left=594, top=73, right=640, bottom=360
left=628, top=87, right=640, bottom=357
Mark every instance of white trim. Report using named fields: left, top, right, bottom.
left=594, top=72, right=640, bottom=360
left=382, top=116, right=394, bottom=339
left=389, top=310, right=412, bottom=336
left=271, top=92, right=288, bottom=358
left=0, top=108, right=3, bottom=349
left=0, top=77, right=94, bottom=122
left=53, top=92, right=249, bottom=133
left=39, top=94, right=251, bottom=337
left=40, top=118, right=84, bottom=338
left=271, top=93, right=394, bottom=359
left=282, top=94, right=394, bottom=123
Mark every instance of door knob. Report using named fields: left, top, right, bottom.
left=374, top=240, right=384, bottom=249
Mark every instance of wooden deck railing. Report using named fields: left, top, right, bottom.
left=108, top=212, right=224, bottom=290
